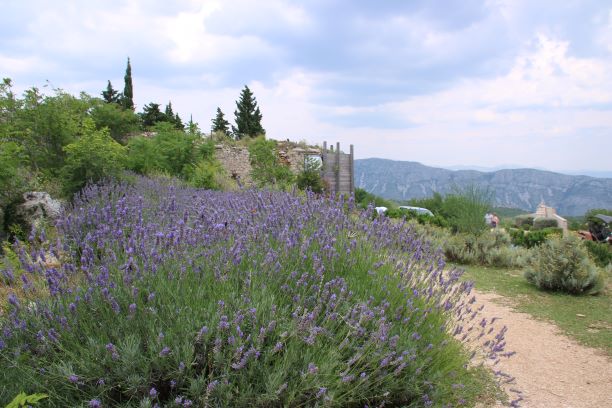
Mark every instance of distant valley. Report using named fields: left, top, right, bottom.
left=355, top=158, right=612, bottom=216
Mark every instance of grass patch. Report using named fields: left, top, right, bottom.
left=460, top=265, right=612, bottom=356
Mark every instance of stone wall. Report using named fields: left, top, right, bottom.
left=214, top=144, right=253, bottom=185
left=214, top=141, right=322, bottom=186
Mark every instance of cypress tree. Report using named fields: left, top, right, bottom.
left=141, top=103, right=164, bottom=127
left=122, top=57, right=134, bottom=110
left=102, top=80, right=120, bottom=103
left=211, top=107, right=230, bottom=135
left=232, top=86, right=265, bottom=139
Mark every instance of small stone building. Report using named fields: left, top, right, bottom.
left=533, top=202, right=568, bottom=233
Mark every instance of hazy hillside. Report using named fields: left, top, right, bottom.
left=355, top=158, right=612, bottom=216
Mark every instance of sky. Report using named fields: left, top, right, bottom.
left=1, top=0, right=612, bottom=174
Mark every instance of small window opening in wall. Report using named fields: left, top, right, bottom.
left=304, top=155, right=322, bottom=171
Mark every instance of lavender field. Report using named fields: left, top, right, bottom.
left=0, top=177, right=509, bottom=407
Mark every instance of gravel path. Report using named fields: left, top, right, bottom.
left=474, top=291, right=612, bottom=407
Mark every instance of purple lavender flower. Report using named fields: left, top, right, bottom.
left=149, top=387, right=158, bottom=398
left=159, top=346, right=171, bottom=357
left=88, top=399, right=102, bottom=408
left=68, top=374, right=79, bottom=383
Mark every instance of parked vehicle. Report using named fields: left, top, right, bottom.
left=375, top=206, right=388, bottom=215
left=577, top=214, right=612, bottom=243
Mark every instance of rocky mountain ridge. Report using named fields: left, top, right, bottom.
left=355, top=158, right=612, bottom=216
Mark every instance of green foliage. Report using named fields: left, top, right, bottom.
left=441, top=185, right=493, bottom=235
left=61, top=119, right=127, bottom=195
left=188, top=160, right=221, bottom=190
left=583, top=241, right=612, bottom=267
left=121, top=57, right=134, bottom=110
left=296, top=156, right=324, bottom=193
left=354, top=188, right=395, bottom=209
left=444, top=230, right=529, bottom=268
left=407, top=192, right=444, bottom=215
left=514, top=215, right=534, bottom=228
left=101, top=80, right=121, bottom=104
left=232, top=85, right=265, bottom=139
left=90, top=100, right=141, bottom=143
left=0, top=142, right=29, bottom=206
left=509, top=228, right=558, bottom=248
left=524, top=235, right=605, bottom=295
left=140, top=103, right=166, bottom=128
left=248, top=137, right=294, bottom=188
left=296, top=169, right=324, bottom=193
left=211, top=107, right=230, bottom=135
left=533, top=218, right=558, bottom=230
left=5, top=392, right=48, bottom=407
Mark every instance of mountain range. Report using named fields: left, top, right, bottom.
left=354, top=158, right=612, bottom=216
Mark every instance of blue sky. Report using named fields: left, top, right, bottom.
left=2, top=0, right=611, bottom=173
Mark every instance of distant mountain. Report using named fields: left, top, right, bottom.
left=355, top=158, right=612, bottom=216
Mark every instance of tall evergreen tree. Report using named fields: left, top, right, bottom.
left=164, top=101, right=174, bottom=119
left=141, top=103, right=165, bottom=127
left=174, top=113, right=184, bottom=130
left=232, top=86, right=265, bottom=139
left=102, top=80, right=120, bottom=104
left=187, top=115, right=202, bottom=136
left=211, top=107, right=230, bottom=135
left=121, top=57, right=134, bottom=110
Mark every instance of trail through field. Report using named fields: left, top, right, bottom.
left=474, top=291, right=612, bottom=408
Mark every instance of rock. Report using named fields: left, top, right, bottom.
left=15, top=192, right=64, bottom=232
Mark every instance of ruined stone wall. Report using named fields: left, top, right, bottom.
left=214, top=141, right=322, bottom=186
left=214, top=144, right=253, bottom=185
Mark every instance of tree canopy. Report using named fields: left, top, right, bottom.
left=232, top=86, right=265, bottom=139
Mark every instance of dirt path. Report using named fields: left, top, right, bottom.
left=474, top=291, right=612, bottom=408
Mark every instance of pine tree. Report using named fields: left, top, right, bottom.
left=187, top=115, right=202, bottom=136
left=174, top=113, right=184, bottom=130
left=232, top=86, right=265, bottom=139
left=211, top=107, right=230, bottom=135
left=141, top=103, right=165, bottom=127
left=102, top=80, right=120, bottom=103
left=121, top=57, right=134, bottom=110
left=164, top=101, right=174, bottom=119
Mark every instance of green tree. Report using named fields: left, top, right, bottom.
left=121, top=57, right=134, bottom=110
left=211, top=107, right=230, bottom=135
left=61, top=118, right=127, bottom=195
left=90, top=100, right=141, bottom=143
left=296, top=156, right=324, bottom=193
left=141, top=103, right=165, bottom=127
left=248, top=136, right=293, bottom=188
left=232, top=86, right=265, bottom=139
left=102, top=80, right=120, bottom=104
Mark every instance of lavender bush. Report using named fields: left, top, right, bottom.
left=0, top=177, right=511, bottom=407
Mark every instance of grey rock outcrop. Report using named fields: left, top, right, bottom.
left=15, top=192, right=64, bottom=231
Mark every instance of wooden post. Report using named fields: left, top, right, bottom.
left=335, top=142, right=341, bottom=194
left=349, top=144, right=354, bottom=194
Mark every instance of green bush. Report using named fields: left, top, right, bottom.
left=524, top=236, right=605, bottom=295
left=354, top=188, right=394, bottom=209
left=514, top=215, right=534, bottom=228
left=441, top=185, right=493, bottom=235
left=188, top=160, right=221, bottom=190
left=533, top=218, right=558, bottom=230
left=509, top=229, right=550, bottom=248
left=583, top=241, right=612, bottom=267
left=444, top=230, right=528, bottom=268
left=248, top=137, right=294, bottom=189
left=60, top=119, right=127, bottom=195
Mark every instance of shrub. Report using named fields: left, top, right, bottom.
left=509, top=229, right=550, bottom=248
left=444, top=230, right=528, bottom=268
left=524, top=236, right=605, bottom=295
left=296, top=170, right=324, bottom=193
left=533, top=218, right=558, bottom=230
left=583, top=240, right=612, bottom=267
left=0, top=177, right=506, bottom=407
left=514, top=215, right=534, bottom=228
left=441, top=185, right=493, bottom=235
left=248, top=136, right=294, bottom=189
left=60, top=119, right=127, bottom=195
